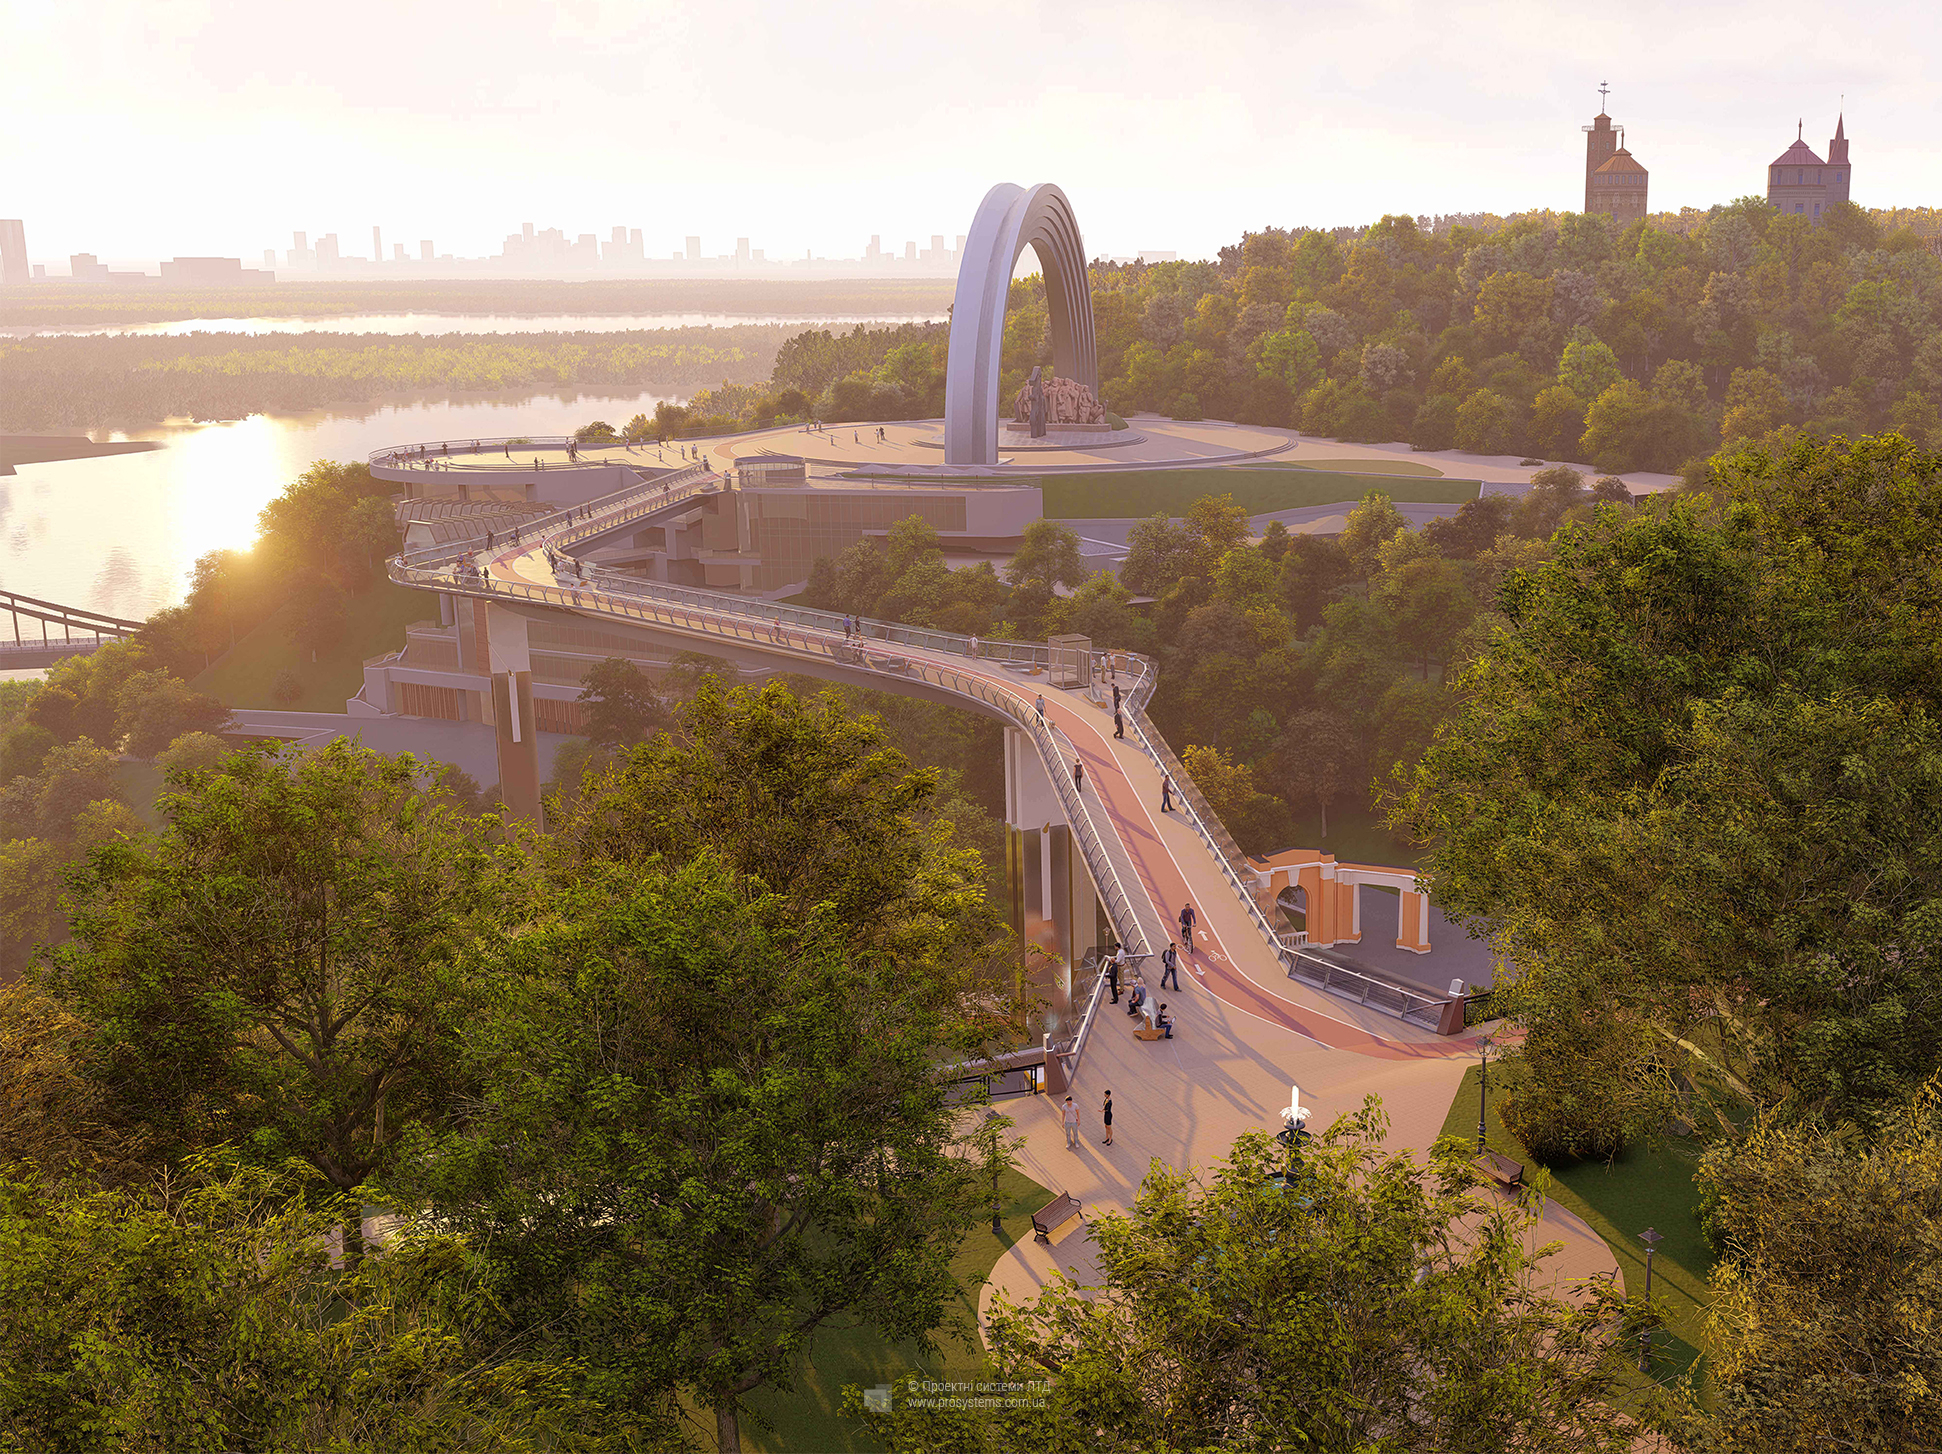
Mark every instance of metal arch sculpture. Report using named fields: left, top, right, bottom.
left=943, top=183, right=1097, bottom=466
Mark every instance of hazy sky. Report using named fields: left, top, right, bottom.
left=6, top=0, right=1936, bottom=267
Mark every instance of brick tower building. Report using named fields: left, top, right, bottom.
left=1582, top=90, right=1649, bottom=223
left=1767, top=115, right=1852, bottom=221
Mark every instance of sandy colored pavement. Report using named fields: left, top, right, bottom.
left=473, top=530, right=1622, bottom=1347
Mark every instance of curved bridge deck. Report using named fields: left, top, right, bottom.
left=387, top=465, right=1618, bottom=1307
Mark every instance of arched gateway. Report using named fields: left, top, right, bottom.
left=942, top=183, right=1098, bottom=466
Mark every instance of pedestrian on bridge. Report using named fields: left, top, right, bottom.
left=1062, top=1096, right=1081, bottom=1150
left=1160, top=941, right=1180, bottom=990
left=1106, top=953, right=1121, bottom=1004
left=1035, top=693, right=1045, bottom=723
left=1073, top=758, right=1085, bottom=793
left=1112, top=681, right=1121, bottom=712
left=1179, top=901, right=1196, bottom=949
left=1160, top=774, right=1174, bottom=812
left=1114, top=708, right=1124, bottom=740
left=1101, top=1090, right=1113, bottom=1146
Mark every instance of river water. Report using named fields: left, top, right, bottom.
left=3, top=310, right=945, bottom=339
left=1, top=388, right=694, bottom=622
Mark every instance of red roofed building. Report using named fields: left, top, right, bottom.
left=1768, top=115, right=1852, bottom=222
left=1582, top=97, right=1649, bottom=224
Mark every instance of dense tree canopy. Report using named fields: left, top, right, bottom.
left=1393, top=433, right=1942, bottom=1155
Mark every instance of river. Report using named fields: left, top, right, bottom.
left=3, top=310, right=945, bottom=339
left=1, top=388, right=695, bottom=622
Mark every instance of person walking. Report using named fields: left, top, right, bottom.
left=1112, top=682, right=1122, bottom=712
left=1073, top=759, right=1085, bottom=793
left=1062, top=1095, right=1081, bottom=1150
left=1180, top=900, right=1196, bottom=949
left=1160, top=940, right=1181, bottom=990
left=1101, top=1090, right=1114, bottom=1146
left=1035, top=693, right=1046, bottom=723
left=1160, top=774, right=1174, bottom=812
left=1106, top=952, right=1121, bottom=1004
left=1114, top=708, right=1125, bottom=740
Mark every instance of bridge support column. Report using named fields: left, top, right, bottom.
left=1003, top=728, right=1107, bottom=1031
left=477, top=602, right=544, bottom=828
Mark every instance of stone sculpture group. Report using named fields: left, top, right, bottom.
left=1011, top=373, right=1106, bottom=427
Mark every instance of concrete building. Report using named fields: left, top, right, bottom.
left=159, top=256, right=274, bottom=286
left=69, top=252, right=108, bottom=282
left=1768, top=115, right=1852, bottom=221
left=0, top=219, right=28, bottom=286
left=421, top=239, right=434, bottom=262
left=372, top=225, right=383, bottom=263
left=685, top=235, right=701, bottom=262
left=1583, top=99, right=1649, bottom=223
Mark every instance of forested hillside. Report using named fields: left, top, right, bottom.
left=771, top=200, right=1942, bottom=474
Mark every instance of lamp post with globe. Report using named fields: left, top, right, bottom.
left=1274, top=1084, right=1313, bottom=1192
left=1476, top=1034, right=1494, bottom=1153
left=1638, top=1227, right=1663, bottom=1371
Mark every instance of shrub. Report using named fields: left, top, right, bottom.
left=271, top=668, right=302, bottom=705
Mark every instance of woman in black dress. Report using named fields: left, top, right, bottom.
left=1102, top=1090, right=1114, bottom=1146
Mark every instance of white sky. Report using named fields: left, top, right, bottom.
left=4, top=0, right=1934, bottom=267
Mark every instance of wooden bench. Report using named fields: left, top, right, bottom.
left=1134, top=1020, right=1167, bottom=1041
left=1474, top=1151, right=1524, bottom=1189
left=1032, top=1192, right=1082, bottom=1243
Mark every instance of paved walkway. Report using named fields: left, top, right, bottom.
left=461, top=526, right=1621, bottom=1338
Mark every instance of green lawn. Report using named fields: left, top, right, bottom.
left=738, top=1163, right=1051, bottom=1454
left=1279, top=804, right=1424, bottom=869
left=192, top=581, right=432, bottom=713
left=1040, top=467, right=1479, bottom=520
left=1438, top=1063, right=1715, bottom=1396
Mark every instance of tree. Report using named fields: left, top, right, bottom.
left=1526, top=385, right=1588, bottom=461
left=1722, top=366, right=1790, bottom=446
left=1179, top=744, right=1288, bottom=853
left=1004, top=519, right=1085, bottom=593
left=1119, top=513, right=1201, bottom=596
left=0, top=1159, right=598, bottom=1451
left=1454, top=388, right=1521, bottom=455
left=555, top=680, right=1006, bottom=965
left=1378, top=555, right=1477, bottom=681
left=1556, top=336, right=1624, bottom=402
left=575, top=656, right=669, bottom=748
left=1, top=737, right=124, bottom=843
left=1410, top=392, right=1461, bottom=451
left=1278, top=534, right=1355, bottom=633
left=271, top=666, right=303, bottom=705
left=113, top=669, right=231, bottom=759
left=1678, top=1081, right=1942, bottom=1450
left=1513, top=465, right=1590, bottom=538
left=0, top=839, right=69, bottom=982
left=851, top=1108, right=1635, bottom=1453
left=1337, top=490, right=1409, bottom=578
left=410, top=830, right=1002, bottom=1449
left=46, top=742, right=511, bottom=1266
left=286, top=579, right=347, bottom=664
left=1391, top=436, right=1942, bottom=1154
left=1276, top=708, right=1360, bottom=838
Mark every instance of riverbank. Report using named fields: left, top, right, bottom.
left=0, top=277, right=960, bottom=329
left=0, top=434, right=164, bottom=473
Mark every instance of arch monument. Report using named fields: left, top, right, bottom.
left=942, top=182, right=1098, bottom=466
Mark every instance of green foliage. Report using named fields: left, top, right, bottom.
left=0, top=1158, right=602, bottom=1451
left=574, top=656, right=669, bottom=748
left=853, top=1108, right=1637, bottom=1452
left=1393, top=434, right=1942, bottom=1154
left=1679, top=1081, right=1942, bottom=1450
left=46, top=742, right=517, bottom=1252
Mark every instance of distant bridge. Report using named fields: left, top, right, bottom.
left=1, top=588, right=144, bottom=669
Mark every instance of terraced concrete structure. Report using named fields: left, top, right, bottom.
left=385, top=463, right=1622, bottom=1317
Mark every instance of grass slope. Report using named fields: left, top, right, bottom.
left=1243, top=456, right=1448, bottom=477
left=1041, top=467, right=1478, bottom=520
left=192, top=580, right=431, bottom=714
left=740, top=1163, right=1051, bottom=1454
left=1439, top=1063, right=1715, bottom=1396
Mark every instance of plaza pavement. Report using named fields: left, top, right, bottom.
left=471, top=495, right=1625, bottom=1352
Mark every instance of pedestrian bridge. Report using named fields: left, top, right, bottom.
left=2, top=588, right=143, bottom=669
left=388, top=462, right=1472, bottom=1068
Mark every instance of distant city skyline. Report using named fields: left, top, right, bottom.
left=4, top=1, right=1936, bottom=269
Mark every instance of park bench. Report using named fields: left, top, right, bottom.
left=1032, top=1192, right=1082, bottom=1243
left=1473, top=1151, right=1524, bottom=1189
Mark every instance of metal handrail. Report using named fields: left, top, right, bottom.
left=386, top=555, right=1155, bottom=967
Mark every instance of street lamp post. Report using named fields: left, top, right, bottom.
left=1276, top=1083, right=1312, bottom=1191
left=1476, top=1035, right=1494, bottom=1154
left=983, top=1111, right=1005, bottom=1236
left=1638, top=1227, right=1663, bottom=1371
